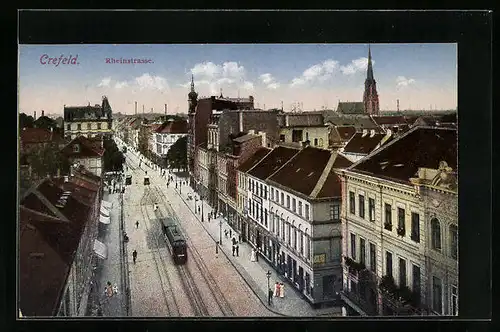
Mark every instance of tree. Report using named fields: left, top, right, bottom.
left=19, top=113, right=34, bottom=130
left=166, top=136, right=187, bottom=171
left=26, top=144, right=69, bottom=178
left=103, top=138, right=125, bottom=171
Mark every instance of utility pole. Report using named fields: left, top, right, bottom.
left=165, top=103, right=167, bottom=116
left=135, top=101, right=137, bottom=115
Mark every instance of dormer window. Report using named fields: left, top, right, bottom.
left=73, top=144, right=80, bottom=153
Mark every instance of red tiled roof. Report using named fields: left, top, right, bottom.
left=19, top=209, right=70, bottom=316
left=350, top=126, right=457, bottom=184
left=268, top=146, right=331, bottom=196
left=51, top=178, right=97, bottom=206
left=316, top=169, right=342, bottom=198
left=157, top=120, right=188, bottom=134
left=372, top=116, right=408, bottom=126
left=60, top=136, right=104, bottom=158
left=237, top=147, right=271, bottom=172
left=336, top=126, right=357, bottom=141
left=20, top=128, right=63, bottom=144
left=247, top=146, right=300, bottom=180
left=333, top=154, right=354, bottom=168
left=343, top=133, right=386, bottom=154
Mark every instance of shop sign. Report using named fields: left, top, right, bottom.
left=313, top=253, right=326, bottom=264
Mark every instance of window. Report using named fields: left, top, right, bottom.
left=281, top=193, right=284, bottom=205
left=97, top=123, right=101, bottom=130
left=293, top=227, right=297, bottom=250
left=369, top=243, right=376, bottom=272
left=411, top=212, right=420, bottom=243
left=399, top=258, right=406, bottom=287
left=386, top=251, right=393, bottom=277
left=412, top=265, right=421, bottom=302
left=431, top=218, right=441, bottom=250
left=451, top=285, right=458, bottom=316
left=305, top=234, right=310, bottom=260
left=298, top=202, right=303, bottom=215
left=279, top=134, right=285, bottom=142
left=398, top=207, right=405, bottom=234
left=276, top=218, right=280, bottom=237
left=306, top=132, right=309, bottom=141
left=349, top=191, right=355, bottom=214
left=66, top=124, right=70, bottom=131
left=72, top=144, right=80, bottom=153
left=77, top=123, right=81, bottom=130
left=264, top=186, right=268, bottom=199
left=299, top=231, right=304, bottom=254
left=281, top=220, right=285, bottom=241
left=305, top=204, right=310, bottom=220
left=450, top=225, right=458, bottom=260
left=384, top=203, right=392, bottom=230
left=271, top=188, right=274, bottom=201
left=350, top=233, right=356, bottom=260
left=107, top=122, right=111, bottom=129
left=286, top=195, right=290, bottom=208
left=87, top=123, right=91, bottom=130
left=287, top=223, right=291, bottom=245
left=359, top=195, right=365, bottom=219
left=432, top=276, right=443, bottom=314
left=248, top=199, right=251, bottom=214
left=314, top=138, right=318, bottom=146
left=292, top=198, right=296, bottom=212
left=359, top=238, right=366, bottom=266
left=331, top=204, right=340, bottom=220
left=319, top=138, right=323, bottom=147
left=369, top=198, right=375, bottom=221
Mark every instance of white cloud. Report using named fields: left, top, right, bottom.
left=188, top=61, right=254, bottom=95
left=267, top=82, right=280, bottom=89
left=222, top=62, right=246, bottom=79
left=290, top=59, right=339, bottom=87
left=259, top=73, right=280, bottom=89
left=135, top=73, right=168, bottom=91
left=340, top=57, right=373, bottom=75
left=97, top=77, right=111, bottom=87
left=396, top=76, right=416, bottom=87
left=191, top=62, right=221, bottom=79
left=242, top=81, right=254, bottom=90
left=114, top=81, right=128, bottom=89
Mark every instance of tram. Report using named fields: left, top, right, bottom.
left=144, top=175, right=150, bottom=185
left=160, top=217, right=187, bottom=264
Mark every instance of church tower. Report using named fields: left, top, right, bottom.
left=363, top=45, right=380, bottom=115
left=187, top=75, right=198, bottom=187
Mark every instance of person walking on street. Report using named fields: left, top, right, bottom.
left=268, top=288, right=274, bottom=305
left=135, top=221, right=139, bottom=229
left=232, top=244, right=235, bottom=256
left=229, top=229, right=232, bottom=238
left=274, top=282, right=280, bottom=297
left=279, top=283, right=285, bottom=298
left=235, top=243, right=239, bottom=257
left=132, top=250, right=137, bottom=264
left=208, top=213, right=211, bottom=222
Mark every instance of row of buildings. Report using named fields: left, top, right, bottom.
left=173, top=48, right=458, bottom=315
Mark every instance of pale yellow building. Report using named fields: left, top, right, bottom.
left=63, top=96, right=113, bottom=140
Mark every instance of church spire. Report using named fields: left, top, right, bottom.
left=367, top=44, right=374, bottom=81
left=190, top=74, right=195, bottom=92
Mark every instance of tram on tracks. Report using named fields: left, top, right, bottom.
left=144, top=175, right=150, bottom=185
left=160, top=217, right=187, bottom=264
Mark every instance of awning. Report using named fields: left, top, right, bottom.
left=100, top=205, right=110, bottom=217
left=101, top=200, right=113, bottom=209
left=93, top=239, right=108, bottom=259
left=99, top=215, right=110, bottom=225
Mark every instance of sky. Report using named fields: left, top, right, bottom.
left=18, top=44, right=457, bottom=116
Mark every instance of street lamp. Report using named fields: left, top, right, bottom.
left=266, top=270, right=272, bottom=305
left=201, top=193, right=204, bottom=222
left=194, top=197, right=198, bottom=214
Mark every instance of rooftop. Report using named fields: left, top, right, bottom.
left=247, top=146, right=300, bottom=180
left=343, top=132, right=386, bottom=154
left=60, top=136, right=104, bottom=158
left=336, top=102, right=365, bottom=114
left=157, top=120, right=188, bottom=134
left=349, top=126, right=457, bottom=184
left=237, top=147, right=272, bottom=172
left=20, top=128, right=63, bottom=144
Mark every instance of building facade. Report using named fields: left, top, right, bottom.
left=63, top=96, right=113, bottom=140
left=338, top=126, right=457, bottom=316
left=61, top=136, right=104, bottom=177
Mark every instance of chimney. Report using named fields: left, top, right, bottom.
left=165, top=104, right=167, bottom=115
left=135, top=101, right=137, bottom=115
left=248, top=129, right=255, bottom=135
left=41, top=110, right=45, bottom=117
left=362, top=129, right=368, bottom=137
left=143, top=104, right=144, bottom=115
left=34, top=111, right=36, bottom=120
left=238, top=111, right=243, bottom=132
left=397, top=99, right=400, bottom=112
left=285, top=114, right=289, bottom=127
left=258, top=131, right=266, bottom=147
left=64, top=175, right=69, bottom=183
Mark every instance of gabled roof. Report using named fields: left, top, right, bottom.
left=60, top=136, right=104, bottom=158
left=20, top=128, right=63, bottom=144
left=247, top=146, right=300, bottom=180
left=268, top=147, right=336, bottom=197
left=324, top=113, right=380, bottom=130
left=372, top=116, right=408, bottom=126
left=337, top=102, right=365, bottom=114
left=237, top=147, right=272, bottom=172
left=233, top=133, right=259, bottom=143
left=349, top=126, right=457, bottom=184
left=343, top=132, right=386, bottom=154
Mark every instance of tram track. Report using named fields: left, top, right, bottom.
left=138, top=189, right=180, bottom=317
left=150, top=185, right=234, bottom=317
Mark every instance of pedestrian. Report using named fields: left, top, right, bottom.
left=250, top=248, right=256, bottom=262
left=238, top=234, right=242, bottom=242
left=135, top=221, right=139, bottom=229
left=198, top=206, right=201, bottom=214
left=235, top=244, right=239, bottom=257
left=229, top=229, right=232, bottom=238
left=279, top=283, right=285, bottom=298
left=232, top=245, right=235, bottom=256
left=274, top=282, right=280, bottom=297
left=208, top=214, right=211, bottom=222
left=268, top=288, right=274, bottom=305
left=232, top=237, right=237, bottom=246
left=132, top=250, right=137, bottom=264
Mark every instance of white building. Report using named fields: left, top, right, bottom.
left=61, top=136, right=104, bottom=177
left=151, top=119, right=188, bottom=157
left=338, top=126, right=457, bottom=316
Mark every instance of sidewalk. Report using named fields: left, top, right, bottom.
left=94, top=188, right=126, bottom=316
left=126, top=149, right=341, bottom=317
